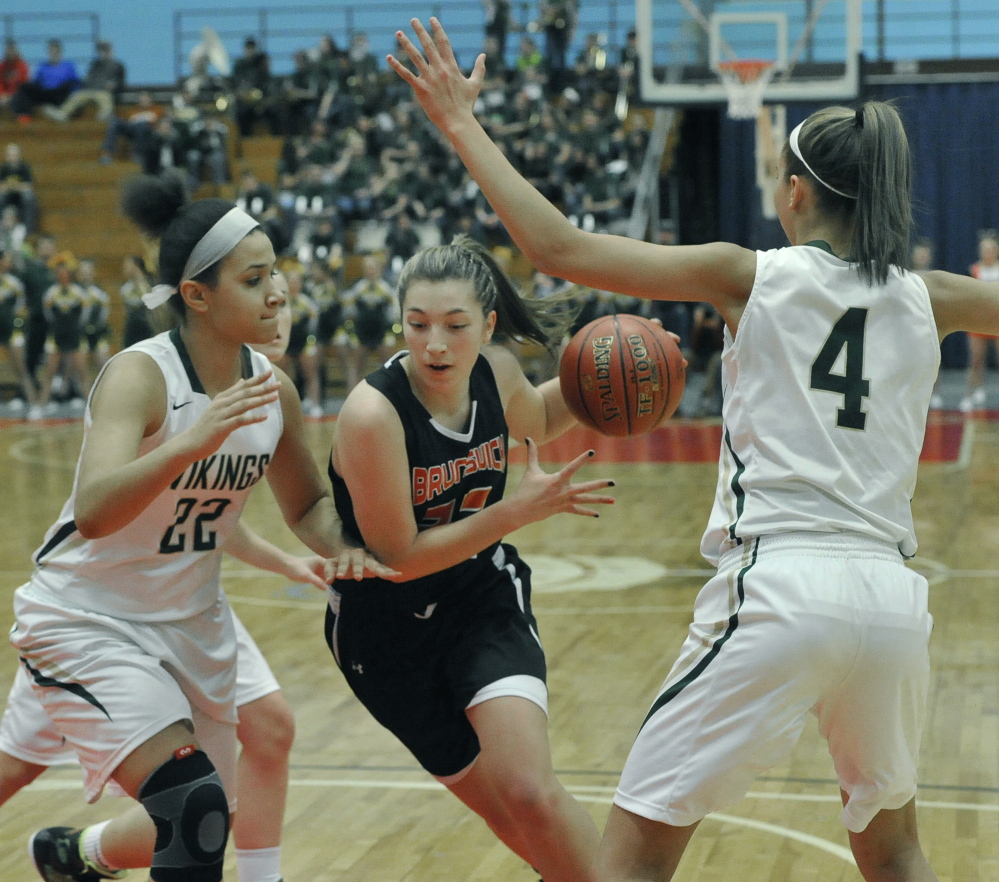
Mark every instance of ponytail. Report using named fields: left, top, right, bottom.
left=120, top=170, right=241, bottom=318
left=397, top=235, right=578, bottom=355
left=785, top=101, right=911, bottom=285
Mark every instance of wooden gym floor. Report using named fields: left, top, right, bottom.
left=0, top=408, right=996, bottom=881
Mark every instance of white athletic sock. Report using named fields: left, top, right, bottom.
left=81, top=820, right=122, bottom=872
left=235, top=845, right=282, bottom=882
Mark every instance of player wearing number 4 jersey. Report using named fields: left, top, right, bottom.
left=391, top=19, right=999, bottom=880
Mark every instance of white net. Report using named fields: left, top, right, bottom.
left=717, top=61, right=776, bottom=120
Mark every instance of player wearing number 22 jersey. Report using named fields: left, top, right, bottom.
left=11, top=327, right=282, bottom=803
left=327, top=351, right=546, bottom=780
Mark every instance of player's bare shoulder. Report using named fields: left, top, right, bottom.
left=90, top=349, right=168, bottom=433
left=481, top=342, right=529, bottom=403
left=332, top=378, right=405, bottom=462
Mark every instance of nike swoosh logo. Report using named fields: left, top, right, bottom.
left=172, top=401, right=192, bottom=410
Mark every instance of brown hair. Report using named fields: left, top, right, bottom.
left=396, top=235, right=576, bottom=355
left=784, top=102, right=911, bottom=285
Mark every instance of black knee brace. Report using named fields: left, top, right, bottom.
left=137, top=745, right=230, bottom=882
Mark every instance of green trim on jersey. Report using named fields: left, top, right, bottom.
left=723, top=427, right=746, bottom=543
left=639, top=538, right=759, bottom=729
left=170, top=327, right=256, bottom=394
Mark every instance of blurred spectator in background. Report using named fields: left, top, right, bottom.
left=690, top=302, right=725, bottom=417
left=309, top=33, right=346, bottom=93
left=11, top=39, right=80, bottom=122
left=347, top=32, right=380, bottom=96
left=0, top=204, right=27, bottom=255
left=910, top=238, right=947, bottom=410
left=77, top=257, right=111, bottom=379
left=99, top=90, right=161, bottom=165
left=276, top=264, right=323, bottom=416
left=0, top=245, right=36, bottom=412
left=539, top=0, right=578, bottom=95
left=303, top=215, right=345, bottom=268
left=617, top=28, right=639, bottom=111
left=330, top=139, right=377, bottom=223
left=236, top=168, right=290, bottom=252
left=960, top=230, right=999, bottom=412
left=143, top=93, right=229, bottom=187
left=0, top=39, right=30, bottom=118
left=515, top=36, right=544, bottom=78
left=279, top=50, right=321, bottom=137
left=384, top=212, right=421, bottom=276
left=44, top=40, right=125, bottom=122
left=303, top=257, right=347, bottom=402
left=232, top=36, right=278, bottom=136
left=483, top=0, right=513, bottom=65
left=0, top=143, right=39, bottom=232
left=236, top=168, right=276, bottom=217
left=341, top=252, right=396, bottom=391
left=119, top=254, right=157, bottom=348
left=33, top=253, right=90, bottom=415
left=19, top=232, right=57, bottom=378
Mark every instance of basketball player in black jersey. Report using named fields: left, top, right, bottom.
left=327, top=235, right=615, bottom=882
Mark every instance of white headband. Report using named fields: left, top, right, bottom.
left=788, top=121, right=857, bottom=201
left=143, top=207, right=260, bottom=309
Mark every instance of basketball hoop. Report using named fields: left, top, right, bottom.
left=716, top=59, right=776, bottom=120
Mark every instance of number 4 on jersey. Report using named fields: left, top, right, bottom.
left=810, top=307, right=870, bottom=430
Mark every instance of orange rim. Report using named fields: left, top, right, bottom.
left=716, top=59, right=775, bottom=83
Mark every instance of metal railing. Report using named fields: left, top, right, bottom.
left=5, top=2, right=999, bottom=91
left=171, top=0, right=999, bottom=85
left=172, top=1, right=633, bottom=83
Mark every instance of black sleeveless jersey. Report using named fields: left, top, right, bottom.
left=329, top=352, right=509, bottom=613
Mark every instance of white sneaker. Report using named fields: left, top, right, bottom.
left=7, top=398, right=25, bottom=413
left=27, top=404, right=44, bottom=421
left=69, top=397, right=86, bottom=411
left=929, top=393, right=944, bottom=410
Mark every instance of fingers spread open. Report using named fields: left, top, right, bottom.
left=558, top=447, right=597, bottom=480
left=411, top=18, right=439, bottom=64
left=394, top=30, right=427, bottom=73
left=429, top=17, right=457, bottom=66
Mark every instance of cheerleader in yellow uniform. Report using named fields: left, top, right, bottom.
left=0, top=245, right=37, bottom=413
left=77, top=258, right=112, bottom=382
left=33, top=253, right=91, bottom=416
left=341, top=253, right=398, bottom=391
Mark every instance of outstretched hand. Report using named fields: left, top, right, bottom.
left=185, top=370, right=281, bottom=461
left=284, top=555, right=329, bottom=591
left=509, top=438, right=615, bottom=523
left=325, top=548, right=402, bottom=583
left=387, top=17, right=485, bottom=133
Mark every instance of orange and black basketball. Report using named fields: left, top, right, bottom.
left=559, top=314, right=686, bottom=436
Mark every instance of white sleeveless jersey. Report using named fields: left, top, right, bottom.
left=28, top=329, right=284, bottom=621
left=701, top=245, right=939, bottom=565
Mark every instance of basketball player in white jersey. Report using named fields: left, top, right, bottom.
left=1, top=297, right=317, bottom=882
left=391, top=19, right=999, bottom=881
left=10, top=171, right=393, bottom=882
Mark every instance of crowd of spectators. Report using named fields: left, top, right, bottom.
left=0, top=16, right=724, bottom=416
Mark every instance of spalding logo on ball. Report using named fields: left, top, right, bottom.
left=559, top=314, right=686, bottom=436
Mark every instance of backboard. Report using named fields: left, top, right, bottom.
left=635, top=0, right=862, bottom=107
